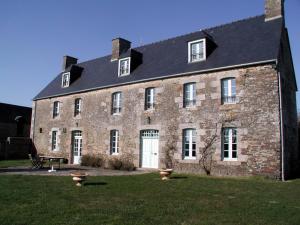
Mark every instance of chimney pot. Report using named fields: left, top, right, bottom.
left=62, top=55, right=78, bottom=71
left=111, top=38, right=131, bottom=61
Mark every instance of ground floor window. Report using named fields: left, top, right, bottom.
left=51, top=131, right=58, bottom=151
left=183, top=129, right=196, bottom=159
left=110, top=130, right=119, bottom=155
left=222, top=128, right=237, bottom=160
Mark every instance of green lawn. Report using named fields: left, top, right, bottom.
left=0, top=174, right=299, bottom=225
left=0, top=159, right=30, bottom=168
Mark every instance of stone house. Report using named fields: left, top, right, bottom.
left=31, top=0, right=298, bottom=179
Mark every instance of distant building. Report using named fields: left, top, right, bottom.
left=31, top=0, right=298, bottom=179
left=0, top=103, right=32, bottom=159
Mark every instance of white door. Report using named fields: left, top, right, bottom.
left=72, top=131, right=82, bottom=164
left=141, top=130, right=159, bottom=168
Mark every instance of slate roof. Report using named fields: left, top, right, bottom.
left=34, top=15, right=283, bottom=100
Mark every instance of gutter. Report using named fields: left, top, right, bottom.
left=33, top=59, right=277, bottom=101
left=277, top=70, right=285, bottom=181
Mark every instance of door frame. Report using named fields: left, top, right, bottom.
left=140, top=129, right=160, bottom=169
left=71, top=130, right=82, bottom=164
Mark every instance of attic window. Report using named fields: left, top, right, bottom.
left=62, top=72, right=70, bottom=88
left=188, top=39, right=206, bottom=63
left=118, top=57, right=131, bottom=77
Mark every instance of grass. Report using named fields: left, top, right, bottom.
left=0, top=159, right=30, bottom=168
left=0, top=173, right=299, bottom=225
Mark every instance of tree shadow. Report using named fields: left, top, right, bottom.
left=84, top=182, right=107, bottom=186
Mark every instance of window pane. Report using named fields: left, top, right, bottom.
left=232, top=151, right=237, bottom=158
left=232, top=144, right=237, bottom=151
left=224, top=151, right=229, bottom=158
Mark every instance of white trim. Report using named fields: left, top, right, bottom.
left=183, top=129, right=196, bottom=160
left=34, top=59, right=277, bottom=101
left=222, top=128, right=237, bottom=161
left=61, top=72, right=70, bottom=88
left=188, top=39, right=206, bottom=63
left=118, top=57, right=131, bottom=77
left=265, top=15, right=282, bottom=22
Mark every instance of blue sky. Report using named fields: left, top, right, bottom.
left=0, top=0, right=299, bottom=110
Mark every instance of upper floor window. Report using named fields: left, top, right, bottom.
left=183, top=83, right=196, bottom=108
left=62, top=72, right=70, bottom=88
left=188, top=39, right=206, bottom=63
left=145, top=87, right=155, bottom=110
left=183, top=129, right=196, bottom=160
left=222, top=128, right=237, bottom=161
left=53, top=101, right=60, bottom=118
left=221, top=78, right=236, bottom=104
left=112, top=92, right=122, bottom=114
left=110, top=130, right=119, bottom=155
left=74, top=98, right=82, bottom=116
left=51, top=130, right=58, bottom=151
left=118, top=57, right=131, bottom=76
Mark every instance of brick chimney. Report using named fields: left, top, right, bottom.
left=265, top=0, right=284, bottom=21
left=111, top=38, right=131, bottom=61
left=62, top=55, right=78, bottom=71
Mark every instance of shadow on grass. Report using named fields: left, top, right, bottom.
left=84, top=182, right=107, bottom=186
left=171, top=176, right=188, bottom=180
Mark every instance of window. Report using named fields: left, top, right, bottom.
left=221, top=78, right=236, bottom=104
left=145, top=88, right=155, bottom=110
left=62, top=72, right=70, bottom=87
left=118, top=57, right=131, bottom=76
left=51, top=131, right=58, bottom=151
left=222, top=128, right=237, bottom=161
left=74, top=98, right=82, bottom=116
left=53, top=101, right=60, bottom=118
left=188, top=39, right=206, bottom=63
left=183, top=129, right=196, bottom=159
left=110, top=130, right=119, bottom=155
left=183, top=83, right=196, bottom=107
left=112, top=92, right=122, bottom=114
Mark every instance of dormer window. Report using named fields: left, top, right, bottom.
left=118, top=57, right=131, bottom=77
left=188, top=39, right=206, bottom=63
left=62, top=72, right=70, bottom=88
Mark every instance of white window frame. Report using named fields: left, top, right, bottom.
left=51, top=130, right=58, bottom=151
left=183, top=129, right=196, bottom=160
left=184, top=83, right=196, bottom=108
left=221, top=78, right=236, bottom=104
left=118, top=57, right=131, bottom=77
left=110, top=130, right=119, bottom=155
left=112, top=92, right=122, bottom=115
left=222, top=128, right=237, bottom=161
left=53, top=101, right=60, bottom=118
left=145, top=87, right=155, bottom=110
left=188, top=39, right=206, bottom=63
left=74, top=98, right=82, bottom=116
left=62, top=72, right=70, bottom=88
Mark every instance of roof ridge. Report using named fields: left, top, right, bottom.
left=134, top=14, right=265, bottom=49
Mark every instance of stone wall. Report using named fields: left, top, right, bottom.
left=32, top=64, right=283, bottom=178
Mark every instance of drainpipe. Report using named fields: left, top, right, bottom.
left=278, top=70, right=285, bottom=181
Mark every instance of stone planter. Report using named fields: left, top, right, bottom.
left=159, top=169, right=173, bottom=180
left=70, top=172, right=87, bottom=187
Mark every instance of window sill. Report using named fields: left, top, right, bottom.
left=111, top=153, right=119, bottom=156
left=188, top=58, right=206, bottom=64
left=222, top=158, right=238, bottom=162
left=112, top=113, right=122, bottom=116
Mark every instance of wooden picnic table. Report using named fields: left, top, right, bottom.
left=39, top=156, right=65, bottom=170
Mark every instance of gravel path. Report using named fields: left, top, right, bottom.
left=0, top=165, right=155, bottom=176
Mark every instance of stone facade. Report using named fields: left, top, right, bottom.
left=31, top=64, right=287, bottom=178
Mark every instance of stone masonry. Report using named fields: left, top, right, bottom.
left=31, top=64, right=283, bottom=178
